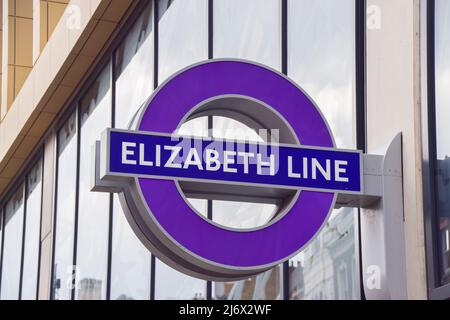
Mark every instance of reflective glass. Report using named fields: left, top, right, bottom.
left=0, top=186, right=25, bottom=300
left=158, top=0, right=208, bottom=83
left=288, top=0, right=356, bottom=149
left=75, top=64, right=112, bottom=300
left=115, top=1, right=154, bottom=129
left=288, top=0, right=358, bottom=300
left=210, top=200, right=276, bottom=231
left=153, top=0, right=208, bottom=299
left=434, top=0, right=450, bottom=286
left=111, top=1, right=154, bottom=300
left=52, top=112, right=78, bottom=300
left=154, top=261, right=207, bottom=300
left=214, top=266, right=283, bottom=300
left=21, top=160, right=43, bottom=300
left=214, top=0, right=281, bottom=70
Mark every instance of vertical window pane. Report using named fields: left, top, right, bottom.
left=110, top=199, right=151, bottom=300
left=115, top=1, right=154, bottom=129
left=434, top=0, right=450, bottom=286
left=154, top=0, right=208, bottom=299
left=111, top=2, right=154, bottom=300
left=154, top=192, right=208, bottom=300
left=212, top=0, right=283, bottom=300
left=288, top=0, right=356, bottom=149
left=214, top=266, right=283, bottom=300
left=52, top=112, right=78, bottom=300
left=154, top=262, right=207, bottom=300
left=214, top=0, right=281, bottom=70
left=158, top=0, right=208, bottom=83
left=21, top=160, right=43, bottom=300
left=0, top=186, right=25, bottom=300
left=288, top=0, right=358, bottom=300
left=75, top=64, right=112, bottom=300
left=210, top=200, right=276, bottom=231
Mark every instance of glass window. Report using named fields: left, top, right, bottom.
left=214, top=266, right=283, bottom=300
left=158, top=0, right=208, bottom=83
left=434, top=0, right=450, bottom=286
left=21, top=160, right=43, bottom=300
left=110, top=1, right=154, bottom=300
left=288, top=0, right=358, bottom=300
left=52, top=112, right=78, bottom=300
left=212, top=0, right=283, bottom=300
left=0, top=186, right=25, bottom=300
left=154, top=262, right=207, bottom=300
left=75, top=63, right=112, bottom=300
left=288, top=0, right=356, bottom=149
left=213, top=0, right=281, bottom=70
left=115, top=1, right=154, bottom=129
left=153, top=0, right=208, bottom=299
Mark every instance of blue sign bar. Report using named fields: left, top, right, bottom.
left=107, top=129, right=362, bottom=193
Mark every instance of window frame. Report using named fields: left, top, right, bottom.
left=423, top=0, right=450, bottom=300
left=0, top=151, right=44, bottom=300
left=19, top=157, right=45, bottom=300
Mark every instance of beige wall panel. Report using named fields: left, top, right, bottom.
left=60, top=54, right=94, bottom=87
left=0, top=30, right=3, bottom=61
left=40, top=132, right=55, bottom=239
left=0, top=177, right=11, bottom=193
left=7, top=64, right=13, bottom=108
left=101, top=0, right=132, bottom=22
left=27, top=111, right=55, bottom=137
left=14, top=65, right=31, bottom=95
left=47, top=1, right=66, bottom=38
left=32, top=42, right=52, bottom=107
left=33, top=0, right=41, bottom=63
left=43, top=83, right=72, bottom=113
left=0, top=0, right=137, bottom=198
left=14, top=135, right=40, bottom=159
left=38, top=132, right=57, bottom=300
left=16, top=65, right=35, bottom=124
left=2, top=157, right=25, bottom=178
left=15, top=0, right=33, bottom=19
left=15, top=17, right=33, bottom=67
left=39, top=0, right=48, bottom=51
left=366, top=0, right=426, bottom=299
left=8, top=16, right=14, bottom=63
left=38, top=234, right=53, bottom=300
left=8, top=0, right=15, bottom=15
left=2, top=0, right=10, bottom=119
left=79, top=20, right=116, bottom=58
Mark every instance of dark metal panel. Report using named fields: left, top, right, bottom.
left=355, top=0, right=367, bottom=301
left=422, top=0, right=450, bottom=300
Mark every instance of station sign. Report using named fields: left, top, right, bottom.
left=94, top=60, right=363, bottom=280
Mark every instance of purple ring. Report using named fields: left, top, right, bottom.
left=137, top=60, right=335, bottom=268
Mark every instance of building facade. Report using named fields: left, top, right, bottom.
left=0, top=0, right=446, bottom=300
